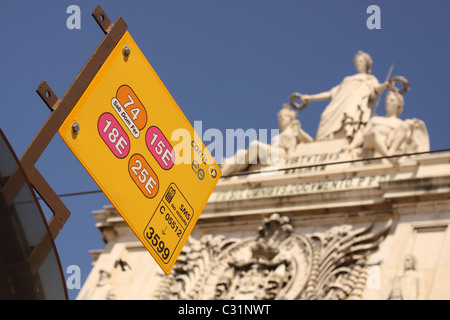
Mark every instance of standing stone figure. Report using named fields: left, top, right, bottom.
left=389, top=254, right=426, bottom=300
left=291, top=51, right=392, bottom=141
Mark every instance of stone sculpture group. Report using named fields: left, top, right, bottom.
left=222, top=51, right=429, bottom=175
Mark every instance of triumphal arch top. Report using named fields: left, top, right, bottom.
left=78, top=51, right=450, bottom=300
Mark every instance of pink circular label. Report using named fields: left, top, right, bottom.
left=97, top=113, right=130, bottom=159
left=145, top=126, right=175, bottom=170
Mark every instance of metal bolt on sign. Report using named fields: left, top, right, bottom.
left=71, top=122, right=81, bottom=134
left=122, top=45, right=131, bottom=57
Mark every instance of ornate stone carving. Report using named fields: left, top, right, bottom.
left=154, top=214, right=392, bottom=300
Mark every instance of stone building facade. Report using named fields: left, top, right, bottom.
left=77, top=52, right=450, bottom=300
left=77, top=146, right=450, bottom=300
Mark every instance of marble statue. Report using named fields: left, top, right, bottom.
left=389, top=254, right=426, bottom=300
left=219, top=51, right=428, bottom=175
left=290, top=51, right=393, bottom=141
left=221, top=104, right=312, bottom=176
left=343, top=90, right=429, bottom=162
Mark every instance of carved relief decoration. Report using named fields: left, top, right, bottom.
left=155, top=214, right=392, bottom=300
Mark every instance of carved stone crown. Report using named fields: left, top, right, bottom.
left=251, top=213, right=293, bottom=260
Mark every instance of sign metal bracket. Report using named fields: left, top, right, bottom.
left=2, top=6, right=128, bottom=240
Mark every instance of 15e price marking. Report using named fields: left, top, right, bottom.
left=145, top=126, right=175, bottom=170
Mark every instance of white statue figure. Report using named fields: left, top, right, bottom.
left=344, top=90, right=429, bottom=163
left=291, top=51, right=392, bottom=141
left=389, top=254, right=426, bottom=300
left=221, top=104, right=312, bottom=176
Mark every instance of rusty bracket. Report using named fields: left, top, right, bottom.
left=4, top=6, right=127, bottom=240
left=92, top=5, right=114, bottom=34
left=36, top=81, right=60, bottom=112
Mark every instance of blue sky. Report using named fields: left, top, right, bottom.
left=1, top=1, right=449, bottom=299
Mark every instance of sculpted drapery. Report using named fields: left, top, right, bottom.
left=294, top=51, right=391, bottom=141
left=315, top=72, right=380, bottom=140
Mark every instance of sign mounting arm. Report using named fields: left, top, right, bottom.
left=3, top=6, right=128, bottom=240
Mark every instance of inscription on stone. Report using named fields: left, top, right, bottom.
left=210, top=174, right=388, bottom=202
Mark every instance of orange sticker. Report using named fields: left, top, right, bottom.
left=116, top=85, right=147, bottom=131
left=128, top=154, right=159, bottom=198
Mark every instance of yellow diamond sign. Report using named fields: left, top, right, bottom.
left=59, top=32, right=221, bottom=274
